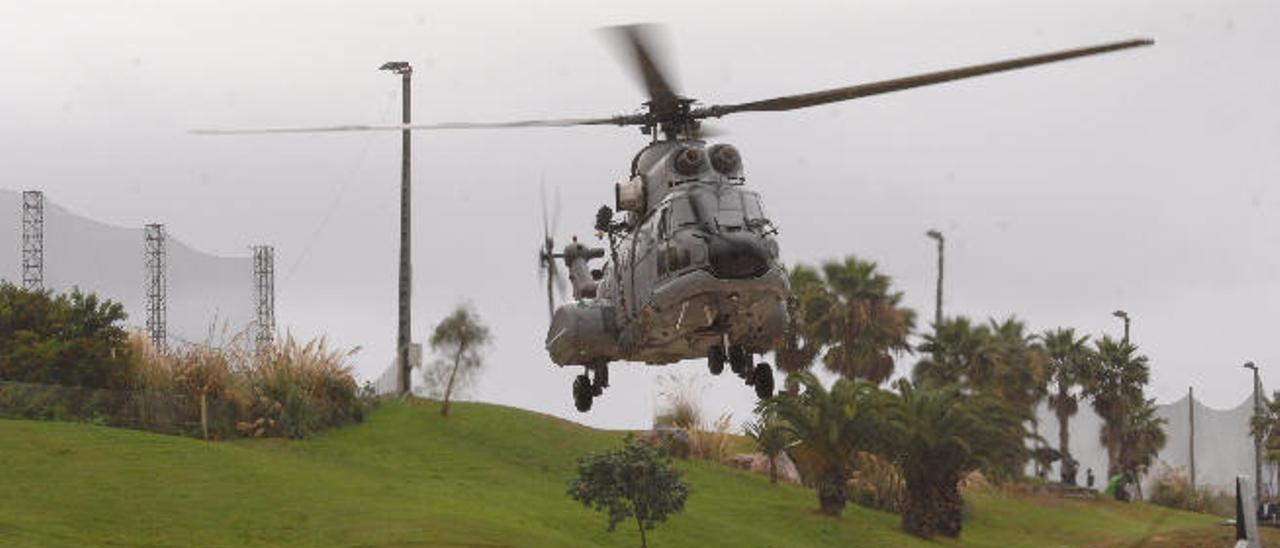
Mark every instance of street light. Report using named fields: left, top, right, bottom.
left=925, top=229, right=944, bottom=328
left=380, top=61, right=414, bottom=395
left=1245, top=361, right=1263, bottom=510
left=1112, top=310, right=1130, bottom=345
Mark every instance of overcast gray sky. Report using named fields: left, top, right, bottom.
left=2, top=0, right=1277, bottom=429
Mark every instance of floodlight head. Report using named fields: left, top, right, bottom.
left=1244, top=361, right=1257, bottom=371
left=379, top=61, right=412, bottom=75
left=1113, top=310, right=1128, bottom=319
left=925, top=229, right=943, bottom=242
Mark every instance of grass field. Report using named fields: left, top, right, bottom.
left=0, top=400, right=1229, bottom=547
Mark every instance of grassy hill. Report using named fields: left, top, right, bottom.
left=0, top=400, right=1230, bottom=547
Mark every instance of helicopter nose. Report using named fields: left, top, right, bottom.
left=707, top=232, right=771, bottom=279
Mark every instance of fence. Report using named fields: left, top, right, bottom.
left=0, top=380, right=240, bottom=439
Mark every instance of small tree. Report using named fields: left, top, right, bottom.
left=422, top=304, right=491, bottom=417
left=744, top=405, right=793, bottom=484
left=568, top=437, right=689, bottom=548
left=762, top=371, right=885, bottom=516
left=885, top=379, right=1026, bottom=539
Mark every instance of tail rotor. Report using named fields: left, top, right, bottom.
left=537, top=182, right=568, bottom=321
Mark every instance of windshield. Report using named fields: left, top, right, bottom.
left=674, top=188, right=769, bottom=232
left=669, top=197, right=698, bottom=228
left=716, top=192, right=746, bottom=228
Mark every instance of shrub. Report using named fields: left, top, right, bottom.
left=849, top=451, right=905, bottom=513
left=654, top=373, right=734, bottom=462
left=244, top=333, right=363, bottom=438
left=0, top=284, right=132, bottom=389
left=568, top=436, right=690, bottom=548
left=1147, top=463, right=1233, bottom=516
left=127, top=329, right=363, bottom=439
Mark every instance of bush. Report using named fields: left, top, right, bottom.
left=0, top=284, right=132, bottom=389
left=238, top=333, right=364, bottom=438
left=1148, top=463, right=1234, bottom=516
left=4, top=325, right=365, bottom=440
left=849, top=451, right=905, bottom=513
left=654, top=373, right=734, bottom=462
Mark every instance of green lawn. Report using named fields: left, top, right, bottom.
left=0, top=400, right=1222, bottom=547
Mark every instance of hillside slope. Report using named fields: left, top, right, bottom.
left=0, top=188, right=252, bottom=343
left=0, top=401, right=1220, bottom=547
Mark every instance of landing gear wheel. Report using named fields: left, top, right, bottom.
left=708, top=346, right=726, bottom=376
left=572, top=374, right=593, bottom=412
left=729, top=345, right=750, bottom=376
left=753, top=363, right=775, bottom=400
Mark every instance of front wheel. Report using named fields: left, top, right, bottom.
left=753, top=363, right=775, bottom=400
left=573, top=374, right=593, bottom=412
left=708, top=346, right=726, bottom=376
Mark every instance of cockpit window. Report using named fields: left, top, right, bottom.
left=743, top=192, right=765, bottom=221
left=668, top=188, right=769, bottom=233
left=669, top=197, right=698, bottom=228
left=716, top=192, right=746, bottom=229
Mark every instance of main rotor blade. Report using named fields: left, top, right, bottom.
left=191, top=115, right=637, bottom=135
left=605, top=24, right=682, bottom=118
left=694, top=38, right=1153, bottom=118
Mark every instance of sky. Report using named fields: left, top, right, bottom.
left=2, top=0, right=1277, bottom=429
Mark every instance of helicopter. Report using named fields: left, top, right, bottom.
left=197, top=26, right=1152, bottom=412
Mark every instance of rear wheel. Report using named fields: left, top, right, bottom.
left=708, top=346, right=726, bottom=376
left=753, top=363, right=775, bottom=400
left=572, top=374, right=593, bottom=412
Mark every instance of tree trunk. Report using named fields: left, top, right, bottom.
left=769, top=455, right=778, bottom=484
left=441, top=348, right=464, bottom=417
left=903, top=473, right=963, bottom=539
left=817, top=468, right=849, bottom=516
left=1057, top=403, right=1073, bottom=484
left=1105, top=436, right=1121, bottom=478
left=636, top=515, right=648, bottom=548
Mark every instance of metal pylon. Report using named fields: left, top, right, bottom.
left=21, top=191, right=44, bottom=291
left=144, top=224, right=167, bottom=351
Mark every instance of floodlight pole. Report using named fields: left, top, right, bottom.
left=381, top=61, right=413, bottom=396
left=925, top=230, right=944, bottom=327
left=1245, top=361, right=1263, bottom=510
left=1189, top=386, right=1196, bottom=493
left=1113, top=310, right=1130, bottom=345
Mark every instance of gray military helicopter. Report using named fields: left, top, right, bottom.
left=199, top=26, right=1152, bottom=412
left=536, top=27, right=1152, bottom=411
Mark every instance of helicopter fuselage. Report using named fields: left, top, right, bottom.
left=545, top=139, right=789, bottom=368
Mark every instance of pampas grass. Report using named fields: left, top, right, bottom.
left=127, top=327, right=364, bottom=439
left=655, top=373, right=734, bottom=462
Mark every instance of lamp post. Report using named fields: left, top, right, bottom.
left=380, top=61, right=413, bottom=395
left=1113, top=310, right=1130, bottom=345
left=1245, top=361, right=1263, bottom=510
left=925, top=229, right=944, bottom=328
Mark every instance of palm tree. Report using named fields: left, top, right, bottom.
left=913, top=316, right=991, bottom=387
left=744, top=406, right=794, bottom=484
left=983, top=317, right=1048, bottom=414
left=1082, top=336, right=1150, bottom=477
left=1042, top=328, right=1092, bottom=483
left=776, top=265, right=830, bottom=375
left=817, top=256, right=916, bottom=384
left=762, top=371, right=885, bottom=516
left=884, top=379, right=1026, bottom=539
left=1119, top=397, right=1167, bottom=501
left=912, top=316, right=1042, bottom=481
